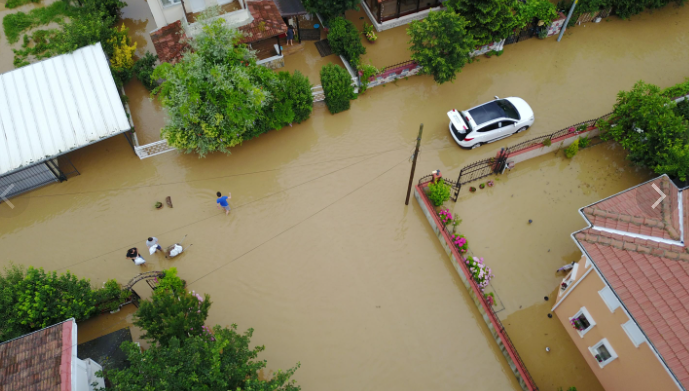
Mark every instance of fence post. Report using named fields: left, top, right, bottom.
left=558, top=0, right=578, bottom=42
left=405, top=124, right=423, bottom=205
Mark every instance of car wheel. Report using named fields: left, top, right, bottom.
left=516, top=126, right=528, bottom=134
left=471, top=142, right=483, bottom=150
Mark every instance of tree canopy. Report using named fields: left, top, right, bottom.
left=407, top=10, right=476, bottom=84
left=153, top=20, right=313, bottom=157
left=449, top=0, right=519, bottom=45
left=301, top=0, right=358, bottom=23
left=599, top=81, right=689, bottom=182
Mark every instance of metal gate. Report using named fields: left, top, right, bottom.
left=504, top=23, right=539, bottom=45
left=451, top=149, right=508, bottom=201
left=0, top=161, right=62, bottom=202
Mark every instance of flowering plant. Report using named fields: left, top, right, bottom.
left=451, top=234, right=468, bottom=253
left=570, top=318, right=586, bottom=331
left=485, top=292, right=496, bottom=306
left=438, top=208, right=453, bottom=225
left=465, top=256, right=493, bottom=291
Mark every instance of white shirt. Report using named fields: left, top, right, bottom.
left=146, top=237, right=159, bottom=248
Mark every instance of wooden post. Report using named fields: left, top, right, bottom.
left=405, top=124, right=423, bottom=205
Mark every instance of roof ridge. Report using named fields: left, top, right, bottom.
left=584, top=205, right=681, bottom=241
left=660, top=178, right=681, bottom=241
left=575, top=231, right=689, bottom=262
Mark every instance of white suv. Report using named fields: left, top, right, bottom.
left=447, top=97, right=535, bottom=149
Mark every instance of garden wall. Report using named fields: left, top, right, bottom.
left=414, top=182, right=538, bottom=391
left=509, top=127, right=600, bottom=164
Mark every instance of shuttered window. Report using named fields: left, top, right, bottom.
left=598, top=286, right=621, bottom=313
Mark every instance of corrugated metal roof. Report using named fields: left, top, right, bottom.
left=0, top=43, right=131, bottom=177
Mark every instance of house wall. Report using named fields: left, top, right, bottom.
left=553, top=262, right=680, bottom=391
left=149, top=1, right=186, bottom=29
left=360, top=0, right=442, bottom=32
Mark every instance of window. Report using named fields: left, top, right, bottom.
left=622, top=320, right=647, bottom=347
left=161, top=0, right=181, bottom=7
left=478, top=122, right=501, bottom=133
left=598, top=286, right=621, bottom=313
left=589, top=338, right=618, bottom=367
left=496, top=100, right=520, bottom=120
left=570, top=307, right=596, bottom=336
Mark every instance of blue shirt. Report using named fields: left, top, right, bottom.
left=216, top=196, right=229, bottom=207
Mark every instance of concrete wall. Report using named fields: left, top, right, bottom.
left=414, top=184, right=536, bottom=391
left=149, top=1, right=186, bottom=29
left=509, top=128, right=600, bottom=165
left=553, top=263, right=680, bottom=391
left=259, top=56, right=285, bottom=70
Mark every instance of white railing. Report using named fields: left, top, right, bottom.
left=311, top=85, right=325, bottom=102
left=134, top=140, right=176, bottom=159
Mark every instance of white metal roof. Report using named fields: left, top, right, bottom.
left=0, top=43, right=131, bottom=176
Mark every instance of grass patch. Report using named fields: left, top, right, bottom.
left=3, top=1, right=74, bottom=43
left=5, top=0, right=41, bottom=9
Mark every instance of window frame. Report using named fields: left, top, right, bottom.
left=161, top=0, right=182, bottom=8
left=598, top=286, right=621, bottom=313
left=570, top=307, right=596, bottom=337
left=588, top=338, right=618, bottom=368
left=622, top=319, right=647, bottom=347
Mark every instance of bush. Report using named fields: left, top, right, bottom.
left=285, top=70, right=314, bottom=123
left=578, top=135, right=591, bottom=148
left=327, top=17, right=365, bottom=68
left=408, top=10, right=475, bottom=84
left=662, top=78, right=689, bottom=99
left=542, top=138, right=552, bottom=147
left=358, top=62, right=380, bottom=93
left=133, top=51, right=159, bottom=91
left=564, top=139, right=579, bottom=158
left=428, top=178, right=451, bottom=206
left=321, top=63, right=356, bottom=114
left=1, top=266, right=98, bottom=342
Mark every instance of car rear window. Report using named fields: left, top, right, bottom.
left=469, top=100, right=520, bottom=124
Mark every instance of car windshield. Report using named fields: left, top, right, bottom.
left=468, top=100, right=520, bottom=124
left=496, top=100, right=520, bottom=120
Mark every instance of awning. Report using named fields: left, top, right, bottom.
left=0, top=43, right=131, bottom=177
left=273, top=0, right=307, bottom=17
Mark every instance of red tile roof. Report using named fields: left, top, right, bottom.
left=0, top=319, right=74, bottom=391
left=150, top=21, right=190, bottom=64
left=574, top=176, right=689, bottom=387
left=239, top=1, right=288, bottom=44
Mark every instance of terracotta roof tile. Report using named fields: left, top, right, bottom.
left=0, top=320, right=73, bottom=391
left=151, top=21, right=190, bottom=64
left=574, top=177, right=689, bottom=388
left=239, top=1, right=289, bottom=44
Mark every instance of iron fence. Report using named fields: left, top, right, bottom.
left=507, top=112, right=614, bottom=155
left=380, top=59, right=417, bottom=73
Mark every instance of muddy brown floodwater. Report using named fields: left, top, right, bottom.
left=2, top=4, right=689, bottom=391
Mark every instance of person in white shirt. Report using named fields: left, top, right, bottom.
left=146, top=237, right=163, bottom=254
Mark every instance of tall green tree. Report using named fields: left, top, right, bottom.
left=301, top=0, right=358, bottom=22
left=407, top=10, right=476, bottom=84
left=449, top=0, right=518, bottom=45
left=100, top=325, right=301, bottom=391
left=327, top=17, right=366, bottom=67
left=133, top=269, right=211, bottom=346
left=598, top=81, right=689, bottom=181
left=153, top=20, right=313, bottom=156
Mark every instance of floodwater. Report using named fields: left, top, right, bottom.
left=346, top=8, right=412, bottom=68
left=282, top=40, right=345, bottom=86
left=2, top=4, right=689, bottom=390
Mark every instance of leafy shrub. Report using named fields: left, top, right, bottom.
left=2, top=1, right=74, bottom=43
left=133, top=51, right=159, bottom=91
left=599, top=80, right=689, bottom=181
left=450, top=0, right=519, bottom=45
left=102, top=324, right=302, bottom=391
left=321, top=63, right=356, bottom=114
left=578, top=135, right=591, bottom=148
left=564, top=139, right=579, bottom=158
left=362, top=22, right=377, bottom=41
left=358, top=62, right=380, bottom=93
left=542, top=138, right=552, bottom=147
left=327, top=17, right=365, bottom=68
left=134, top=283, right=211, bottom=346
left=428, top=178, right=451, bottom=206
left=0, top=265, right=97, bottom=342
left=284, top=70, right=314, bottom=124
left=662, top=78, right=689, bottom=99
left=155, top=267, right=186, bottom=294
left=674, top=99, right=689, bottom=122
left=5, top=0, right=40, bottom=9
left=408, top=10, right=475, bottom=84
left=517, top=0, right=559, bottom=26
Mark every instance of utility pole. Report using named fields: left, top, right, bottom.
left=558, top=0, right=578, bottom=42
left=405, top=124, right=423, bottom=205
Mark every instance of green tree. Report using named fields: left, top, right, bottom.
left=449, top=0, right=518, bottom=45
left=320, top=63, right=356, bottom=114
left=515, top=0, right=558, bottom=27
left=327, top=17, right=366, bottom=67
left=407, top=10, right=476, bottom=84
left=0, top=266, right=97, bottom=342
left=133, top=51, right=159, bottom=91
left=153, top=20, right=312, bottom=156
left=133, top=269, right=211, bottom=346
left=301, top=0, right=358, bottom=22
left=599, top=81, right=689, bottom=181
left=100, top=325, right=301, bottom=391
left=286, top=70, right=314, bottom=123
